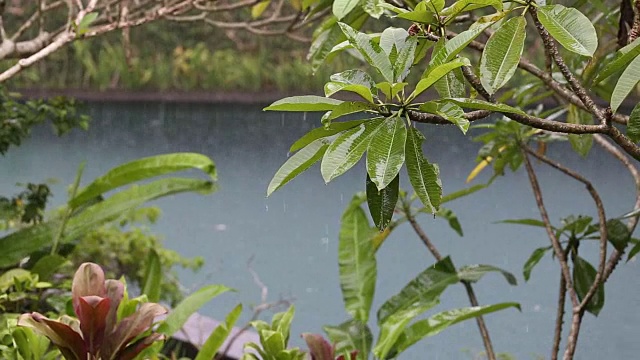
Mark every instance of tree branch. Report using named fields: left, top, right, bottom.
left=403, top=201, right=497, bottom=360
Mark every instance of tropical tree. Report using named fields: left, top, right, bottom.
left=262, top=1, right=640, bottom=360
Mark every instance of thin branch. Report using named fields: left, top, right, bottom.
left=521, top=150, right=579, bottom=307
left=529, top=6, right=607, bottom=125
left=523, top=147, right=607, bottom=312
left=403, top=202, right=497, bottom=360
left=594, top=135, right=640, bottom=282
left=551, top=274, right=567, bottom=360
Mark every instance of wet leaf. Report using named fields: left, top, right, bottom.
left=366, top=173, right=399, bottom=230
left=572, top=256, right=604, bottom=316
left=339, top=204, right=377, bottom=322
left=377, top=257, right=457, bottom=323
left=537, top=5, right=597, bottom=57
left=480, top=16, right=527, bottom=95
left=405, top=127, right=442, bottom=213
left=322, top=118, right=385, bottom=183
left=366, top=117, right=407, bottom=190
left=391, top=302, right=520, bottom=354
left=523, top=247, right=551, bottom=281
left=458, top=264, right=517, bottom=285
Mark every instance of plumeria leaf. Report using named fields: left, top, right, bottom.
left=268, top=139, right=329, bottom=196
left=480, top=16, right=527, bottom=95
left=405, top=127, right=442, bottom=213
left=537, top=5, right=597, bottom=57
left=366, top=116, right=407, bottom=190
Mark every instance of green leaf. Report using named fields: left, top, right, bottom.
left=429, top=24, right=491, bottom=67
left=593, top=37, right=640, bottom=84
left=458, top=264, right=517, bottom=285
left=268, top=139, right=329, bottom=196
left=374, top=302, right=437, bottom=360
left=440, top=183, right=488, bottom=203
left=264, top=96, right=343, bottom=112
left=308, top=11, right=367, bottom=74
left=366, top=116, right=407, bottom=190
left=436, top=208, right=463, bottom=236
left=611, top=55, right=640, bottom=112
left=566, top=105, right=593, bottom=157
left=441, top=0, right=503, bottom=20
left=627, top=103, right=640, bottom=143
left=325, top=83, right=376, bottom=104
left=324, top=320, right=373, bottom=360
left=158, top=285, right=233, bottom=336
left=391, top=302, right=520, bottom=354
left=362, top=0, right=385, bottom=18
left=30, top=254, right=68, bottom=281
left=394, top=36, right=418, bottom=82
left=523, top=246, right=551, bottom=282
left=141, top=249, right=162, bottom=303
left=434, top=68, right=466, bottom=98
left=290, top=120, right=367, bottom=153
left=333, top=0, right=361, bottom=20
left=339, top=23, right=394, bottom=82
left=376, top=82, right=407, bottom=100
left=195, top=304, right=243, bottom=360
left=627, top=238, right=640, bottom=262
left=326, top=69, right=377, bottom=102
left=497, top=218, right=547, bottom=227
left=419, top=101, right=470, bottom=133
left=405, top=127, right=442, bottom=213
left=252, top=1, right=271, bottom=18
left=572, top=256, right=604, bottom=316
left=366, top=173, right=399, bottom=230
left=480, top=16, right=527, bottom=95
left=537, top=5, right=598, bottom=57
left=322, top=118, right=385, bottom=183
left=76, top=12, right=98, bottom=35
left=607, top=219, right=631, bottom=252
left=326, top=102, right=377, bottom=121
left=70, top=153, right=216, bottom=208
left=0, top=178, right=214, bottom=268
left=444, top=98, right=525, bottom=114
left=339, top=204, right=377, bottom=323
left=377, top=256, right=458, bottom=324
left=396, top=2, right=437, bottom=24
left=409, top=58, right=470, bottom=100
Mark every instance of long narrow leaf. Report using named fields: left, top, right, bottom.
left=290, top=120, right=367, bottom=153
left=391, top=302, right=520, bottom=354
left=339, top=204, right=377, bottom=322
left=405, top=127, right=442, bottom=213
left=593, top=37, right=640, bottom=84
left=366, top=116, right=407, bottom=190
left=611, top=55, right=640, bottom=112
left=377, top=257, right=457, bottom=323
left=457, top=264, right=517, bottom=285
left=480, top=16, right=527, bottom=95
left=366, top=173, right=399, bottom=230
left=142, top=249, right=162, bottom=303
left=268, top=139, right=329, bottom=196
left=264, top=96, right=343, bottom=112
left=322, top=118, right=385, bottom=183
left=0, top=178, right=215, bottom=268
left=537, top=5, right=597, bottom=57
left=194, top=304, right=243, bottom=360
left=339, top=23, right=394, bottom=81
left=158, top=285, right=233, bottom=336
left=324, top=320, right=373, bottom=360
left=70, top=153, right=216, bottom=207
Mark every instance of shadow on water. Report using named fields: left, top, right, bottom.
left=1, top=101, right=639, bottom=359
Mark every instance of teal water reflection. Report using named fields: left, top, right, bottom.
left=1, top=101, right=638, bottom=359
